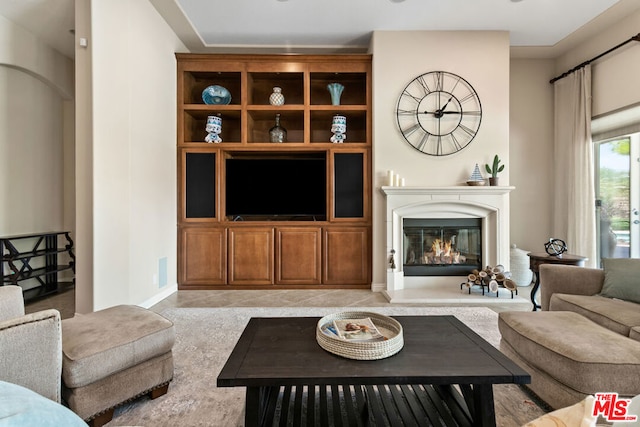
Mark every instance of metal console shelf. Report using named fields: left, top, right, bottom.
left=1, top=231, right=75, bottom=301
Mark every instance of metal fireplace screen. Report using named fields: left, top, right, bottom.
left=403, top=218, right=482, bottom=276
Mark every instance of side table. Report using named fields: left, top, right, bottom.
left=527, top=252, right=587, bottom=311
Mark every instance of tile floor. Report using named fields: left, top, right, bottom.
left=25, top=283, right=535, bottom=318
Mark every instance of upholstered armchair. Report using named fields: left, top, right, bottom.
left=0, top=285, right=63, bottom=403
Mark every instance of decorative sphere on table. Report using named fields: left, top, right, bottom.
left=544, top=238, right=567, bottom=257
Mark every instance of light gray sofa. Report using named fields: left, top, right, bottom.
left=0, top=285, right=63, bottom=403
left=498, top=263, right=640, bottom=409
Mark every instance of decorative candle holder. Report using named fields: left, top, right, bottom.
left=330, top=114, right=347, bottom=143
left=205, top=115, right=222, bottom=143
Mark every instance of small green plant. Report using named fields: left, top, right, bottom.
left=485, top=155, right=505, bottom=178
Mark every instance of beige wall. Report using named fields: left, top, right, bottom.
left=508, top=59, right=555, bottom=253
left=79, top=0, right=186, bottom=310
left=555, top=9, right=640, bottom=117
left=0, top=15, right=74, bottom=238
left=370, top=31, right=510, bottom=288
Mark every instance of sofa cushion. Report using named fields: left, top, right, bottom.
left=499, top=311, right=640, bottom=397
left=61, top=305, right=175, bottom=388
left=523, top=395, right=596, bottom=427
left=630, top=327, right=640, bottom=343
left=0, top=380, right=86, bottom=427
left=549, top=293, right=640, bottom=336
left=600, top=258, right=640, bottom=304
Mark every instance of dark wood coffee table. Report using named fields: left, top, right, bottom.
left=217, top=315, right=530, bottom=427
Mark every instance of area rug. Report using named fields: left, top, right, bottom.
left=107, top=307, right=547, bottom=426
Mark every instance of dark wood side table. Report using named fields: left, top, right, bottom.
left=527, top=252, right=587, bottom=311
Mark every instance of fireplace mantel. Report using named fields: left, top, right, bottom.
left=380, top=185, right=514, bottom=302
left=381, top=186, right=514, bottom=196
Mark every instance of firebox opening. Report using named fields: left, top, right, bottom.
left=403, top=218, right=482, bottom=276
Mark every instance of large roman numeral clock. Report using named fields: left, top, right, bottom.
left=396, top=71, right=482, bottom=156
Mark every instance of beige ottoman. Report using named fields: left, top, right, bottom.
left=61, top=305, right=175, bottom=427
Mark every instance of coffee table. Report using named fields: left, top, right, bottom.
left=217, top=315, right=530, bottom=427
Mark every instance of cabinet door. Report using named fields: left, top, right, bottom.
left=180, top=228, right=226, bottom=286
left=323, top=227, right=370, bottom=285
left=228, top=228, right=274, bottom=285
left=275, top=227, right=321, bottom=285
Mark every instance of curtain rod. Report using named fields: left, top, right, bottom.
left=549, top=32, right=640, bottom=84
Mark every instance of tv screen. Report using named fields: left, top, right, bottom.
left=225, top=156, right=326, bottom=219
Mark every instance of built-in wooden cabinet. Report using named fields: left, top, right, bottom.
left=276, top=227, right=322, bottom=285
left=323, top=227, right=370, bottom=285
left=180, top=228, right=226, bottom=285
left=177, top=54, right=371, bottom=289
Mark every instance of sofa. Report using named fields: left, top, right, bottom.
left=0, top=285, right=62, bottom=403
left=498, top=259, right=640, bottom=410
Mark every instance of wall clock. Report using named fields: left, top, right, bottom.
left=396, top=71, right=482, bottom=156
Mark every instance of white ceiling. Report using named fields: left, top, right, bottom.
left=0, top=0, right=639, bottom=60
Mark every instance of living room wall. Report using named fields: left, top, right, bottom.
left=75, top=0, right=186, bottom=311
left=0, top=15, right=74, bottom=248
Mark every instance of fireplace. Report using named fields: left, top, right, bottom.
left=403, top=218, right=482, bottom=276
left=381, top=186, right=513, bottom=302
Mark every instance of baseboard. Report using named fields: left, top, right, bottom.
left=138, top=284, right=177, bottom=309
left=370, top=282, right=386, bottom=292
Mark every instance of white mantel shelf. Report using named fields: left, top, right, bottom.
left=380, top=186, right=515, bottom=196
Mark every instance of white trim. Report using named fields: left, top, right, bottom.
left=137, top=284, right=177, bottom=309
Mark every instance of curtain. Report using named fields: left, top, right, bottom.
left=552, top=66, right=597, bottom=268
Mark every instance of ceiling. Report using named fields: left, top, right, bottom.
left=1, top=0, right=639, bottom=60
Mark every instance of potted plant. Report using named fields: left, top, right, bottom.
left=485, top=155, right=505, bottom=186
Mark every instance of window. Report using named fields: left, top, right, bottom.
left=594, top=132, right=640, bottom=265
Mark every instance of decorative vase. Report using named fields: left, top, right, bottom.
left=269, top=87, right=285, bottom=106
left=489, top=177, right=499, bottom=186
left=204, top=115, right=222, bottom=143
left=327, top=82, right=344, bottom=106
left=330, top=114, right=347, bottom=143
left=269, top=114, right=287, bottom=143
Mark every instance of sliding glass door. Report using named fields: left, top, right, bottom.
left=595, top=133, right=640, bottom=265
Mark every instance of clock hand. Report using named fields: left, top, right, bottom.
left=440, top=96, right=454, bottom=112
left=418, top=110, right=461, bottom=115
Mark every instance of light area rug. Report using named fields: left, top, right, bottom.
left=107, top=307, right=547, bottom=427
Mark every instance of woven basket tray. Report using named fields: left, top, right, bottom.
left=316, top=311, right=404, bottom=360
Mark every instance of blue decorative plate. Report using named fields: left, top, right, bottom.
left=202, top=85, right=231, bottom=105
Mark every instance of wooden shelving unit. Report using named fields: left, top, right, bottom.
left=177, top=54, right=372, bottom=289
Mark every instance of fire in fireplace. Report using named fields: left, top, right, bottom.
left=403, top=218, right=482, bottom=276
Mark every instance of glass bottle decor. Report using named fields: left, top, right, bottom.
left=269, top=87, right=285, bottom=106
left=327, top=82, right=344, bottom=106
left=269, top=114, right=287, bottom=143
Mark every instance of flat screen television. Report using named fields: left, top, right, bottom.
left=225, top=155, right=326, bottom=220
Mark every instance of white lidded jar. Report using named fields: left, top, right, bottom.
left=510, top=244, right=533, bottom=286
